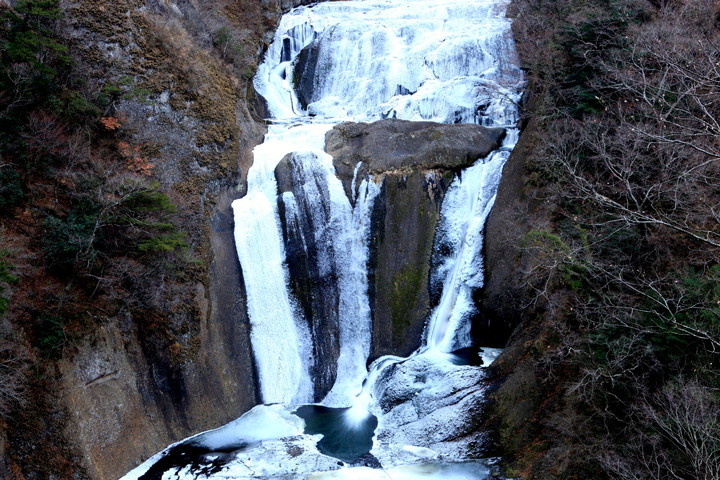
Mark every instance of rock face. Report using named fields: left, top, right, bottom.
left=275, top=152, right=342, bottom=398
left=1, top=1, right=320, bottom=479
left=477, top=114, right=539, bottom=342
left=326, top=119, right=504, bottom=359
left=294, top=41, right=322, bottom=111
left=328, top=119, right=504, bottom=200
left=267, top=118, right=504, bottom=403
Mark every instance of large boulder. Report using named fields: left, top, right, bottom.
left=327, top=119, right=504, bottom=201
left=369, top=352, right=493, bottom=466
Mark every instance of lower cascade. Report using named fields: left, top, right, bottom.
left=122, top=0, right=523, bottom=478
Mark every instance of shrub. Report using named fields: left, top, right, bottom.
left=0, top=167, right=23, bottom=209
left=43, top=180, right=186, bottom=271
left=0, top=248, right=18, bottom=317
left=43, top=199, right=101, bottom=270
left=33, top=312, right=64, bottom=358
left=0, top=338, right=27, bottom=416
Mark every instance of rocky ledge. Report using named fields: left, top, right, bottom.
left=326, top=119, right=504, bottom=201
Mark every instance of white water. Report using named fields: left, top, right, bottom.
left=233, top=122, right=333, bottom=404
left=122, top=0, right=523, bottom=477
left=425, top=134, right=517, bottom=353
left=322, top=176, right=381, bottom=406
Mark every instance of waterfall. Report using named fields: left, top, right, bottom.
left=121, top=0, right=523, bottom=478
left=424, top=139, right=515, bottom=353
left=239, top=0, right=523, bottom=408
left=232, top=122, right=333, bottom=404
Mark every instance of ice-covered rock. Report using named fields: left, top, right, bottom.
left=120, top=405, right=342, bottom=480
left=368, top=352, right=492, bottom=466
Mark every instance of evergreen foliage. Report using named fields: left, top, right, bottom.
left=0, top=0, right=188, bottom=364
left=0, top=247, right=17, bottom=317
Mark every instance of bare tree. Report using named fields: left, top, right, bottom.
left=502, top=0, right=720, bottom=477
left=0, top=337, right=27, bottom=417
left=600, top=379, right=720, bottom=480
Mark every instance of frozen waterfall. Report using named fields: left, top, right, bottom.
left=121, top=0, right=523, bottom=478
left=242, top=0, right=523, bottom=407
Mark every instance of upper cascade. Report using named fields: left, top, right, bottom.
left=255, top=0, right=523, bottom=125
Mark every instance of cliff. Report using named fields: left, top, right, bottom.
left=270, top=119, right=504, bottom=400
left=327, top=119, right=504, bottom=360
left=0, top=1, right=316, bottom=478
left=477, top=0, right=720, bottom=478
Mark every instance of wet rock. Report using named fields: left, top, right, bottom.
left=294, top=41, right=322, bottom=109
left=275, top=152, right=343, bottom=400
left=327, top=118, right=504, bottom=200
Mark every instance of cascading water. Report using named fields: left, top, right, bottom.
left=424, top=137, right=517, bottom=353
left=121, top=0, right=523, bottom=478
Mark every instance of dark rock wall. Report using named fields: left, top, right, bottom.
left=327, top=119, right=504, bottom=360
left=476, top=112, right=544, bottom=344
left=276, top=152, right=341, bottom=399
left=369, top=171, right=452, bottom=358
left=473, top=93, right=566, bottom=476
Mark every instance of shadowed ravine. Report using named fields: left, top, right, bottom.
left=121, top=0, right=523, bottom=478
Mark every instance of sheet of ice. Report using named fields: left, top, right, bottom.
left=254, top=18, right=318, bottom=118
left=245, top=0, right=524, bottom=444
left=120, top=405, right=309, bottom=480
left=194, top=404, right=305, bottom=449
left=308, top=461, right=493, bottom=480
left=275, top=149, right=381, bottom=406
left=232, top=122, right=333, bottom=404
left=121, top=405, right=504, bottom=480
left=322, top=177, right=382, bottom=407
left=424, top=148, right=510, bottom=353
left=367, top=351, right=494, bottom=466
left=479, top=347, right=503, bottom=367
left=247, top=0, right=524, bottom=405
left=255, top=0, right=523, bottom=124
